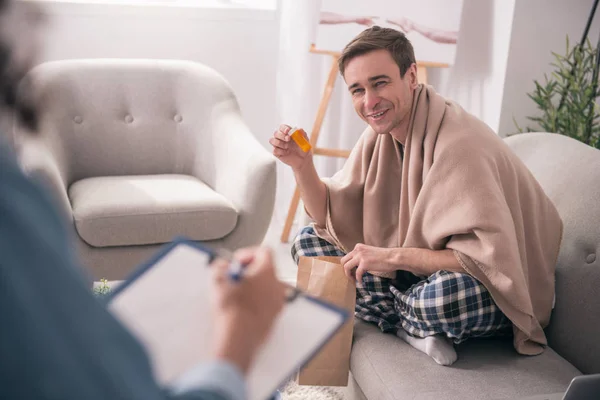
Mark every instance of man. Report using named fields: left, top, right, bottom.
left=270, top=26, right=562, bottom=366
left=0, top=1, right=285, bottom=399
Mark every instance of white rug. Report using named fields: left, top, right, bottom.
left=280, top=381, right=345, bottom=400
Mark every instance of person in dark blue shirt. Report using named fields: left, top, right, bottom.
left=0, top=1, right=285, bottom=399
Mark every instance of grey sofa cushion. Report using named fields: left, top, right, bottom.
left=505, top=133, right=600, bottom=374
left=351, top=321, right=580, bottom=400
left=69, top=174, right=238, bottom=247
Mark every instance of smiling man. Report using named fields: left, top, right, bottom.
left=270, top=26, right=563, bottom=366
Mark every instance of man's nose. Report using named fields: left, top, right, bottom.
left=364, top=90, right=380, bottom=111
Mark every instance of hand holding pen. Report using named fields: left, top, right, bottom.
left=215, top=247, right=299, bottom=298
left=210, top=247, right=287, bottom=374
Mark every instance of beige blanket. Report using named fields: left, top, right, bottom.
left=313, top=84, right=563, bottom=355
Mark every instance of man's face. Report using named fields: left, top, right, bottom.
left=343, top=49, right=417, bottom=136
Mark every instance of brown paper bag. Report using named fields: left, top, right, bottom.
left=295, top=256, right=356, bottom=386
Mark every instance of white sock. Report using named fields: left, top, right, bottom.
left=396, top=329, right=458, bottom=366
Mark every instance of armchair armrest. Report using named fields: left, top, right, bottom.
left=193, top=101, right=276, bottom=249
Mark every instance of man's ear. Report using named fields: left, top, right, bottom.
left=408, top=63, right=419, bottom=88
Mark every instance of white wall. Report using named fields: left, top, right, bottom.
left=422, top=0, right=600, bottom=138
left=33, top=0, right=518, bottom=149
left=498, top=0, right=600, bottom=137
left=428, top=0, right=516, bottom=133
left=33, top=0, right=600, bottom=146
left=35, top=1, right=281, bottom=148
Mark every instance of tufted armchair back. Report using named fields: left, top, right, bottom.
left=17, top=59, right=236, bottom=187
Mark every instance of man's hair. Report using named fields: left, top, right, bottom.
left=0, top=0, right=39, bottom=131
left=338, top=26, right=416, bottom=79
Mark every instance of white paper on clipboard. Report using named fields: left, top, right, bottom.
left=107, top=239, right=349, bottom=400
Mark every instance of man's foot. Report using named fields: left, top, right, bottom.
left=396, top=329, right=458, bottom=366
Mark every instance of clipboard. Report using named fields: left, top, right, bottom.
left=106, top=238, right=349, bottom=400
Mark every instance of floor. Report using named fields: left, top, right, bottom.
left=261, top=220, right=299, bottom=286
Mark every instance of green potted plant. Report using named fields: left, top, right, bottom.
left=93, top=278, right=112, bottom=298
left=514, top=36, right=600, bottom=149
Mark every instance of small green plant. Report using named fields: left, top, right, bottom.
left=93, top=278, right=112, bottom=297
left=515, top=36, right=600, bottom=149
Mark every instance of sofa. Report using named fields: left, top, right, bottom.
left=342, top=132, right=600, bottom=400
left=15, top=59, right=276, bottom=281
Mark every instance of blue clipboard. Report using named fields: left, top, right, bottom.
left=106, top=237, right=350, bottom=400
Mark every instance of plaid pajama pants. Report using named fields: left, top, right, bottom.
left=291, top=226, right=512, bottom=343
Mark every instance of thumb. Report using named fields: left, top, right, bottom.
left=355, top=265, right=366, bottom=284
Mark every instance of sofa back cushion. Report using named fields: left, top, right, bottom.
left=24, top=59, right=235, bottom=185
left=505, top=132, right=600, bottom=374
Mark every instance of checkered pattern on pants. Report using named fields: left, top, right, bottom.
left=292, top=226, right=513, bottom=343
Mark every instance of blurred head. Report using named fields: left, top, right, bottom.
left=339, top=26, right=418, bottom=136
left=0, top=0, right=45, bottom=133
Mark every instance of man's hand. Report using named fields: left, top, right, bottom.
left=342, top=246, right=464, bottom=280
left=269, top=123, right=327, bottom=226
left=341, top=244, right=399, bottom=282
left=269, top=124, right=312, bottom=171
left=210, top=247, right=286, bottom=374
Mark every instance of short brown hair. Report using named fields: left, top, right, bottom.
left=338, top=26, right=416, bottom=78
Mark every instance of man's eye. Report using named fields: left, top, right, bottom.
left=375, top=81, right=387, bottom=87
left=352, top=88, right=364, bottom=95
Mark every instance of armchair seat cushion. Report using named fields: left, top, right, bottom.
left=69, top=174, right=238, bottom=247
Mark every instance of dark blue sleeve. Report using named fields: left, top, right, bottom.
left=0, top=145, right=244, bottom=400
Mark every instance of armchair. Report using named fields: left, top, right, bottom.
left=15, top=59, right=276, bottom=280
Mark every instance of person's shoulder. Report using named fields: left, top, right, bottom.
left=0, top=141, right=30, bottom=198
left=0, top=139, right=18, bottom=169
left=436, top=103, right=510, bottom=160
left=0, top=140, right=65, bottom=241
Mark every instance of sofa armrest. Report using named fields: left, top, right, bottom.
left=17, top=134, right=73, bottom=224
left=192, top=102, right=276, bottom=249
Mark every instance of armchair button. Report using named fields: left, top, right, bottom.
left=125, top=114, right=134, bottom=124
left=586, top=253, right=596, bottom=264
left=73, top=116, right=83, bottom=124
left=174, top=114, right=183, bottom=123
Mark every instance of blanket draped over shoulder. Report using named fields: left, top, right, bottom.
left=313, top=84, right=563, bottom=355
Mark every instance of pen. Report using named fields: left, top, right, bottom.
left=212, top=248, right=246, bottom=282
left=228, top=258, right=245, bottom=282
left=211, top=247, right=301, bottom=301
